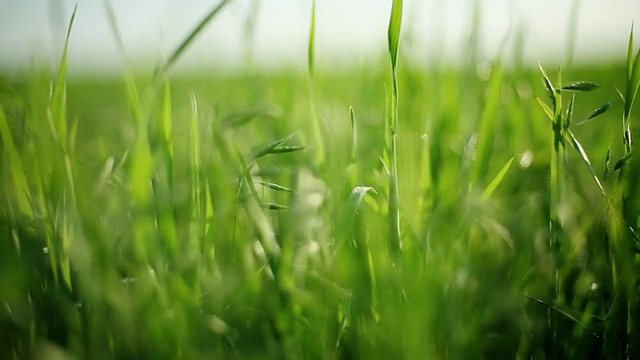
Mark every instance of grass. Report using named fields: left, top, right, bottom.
left=1, top=2, right=640, bottom=359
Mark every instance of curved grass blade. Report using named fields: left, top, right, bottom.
left=614, top=152, right=634, bottom=171
left=220, top=107, right=280, bottom=128
left=625, top=24, right=640, bottom=120
left=157, top=0, right=233, bottom=76
left=0, top=106, right=32, bottom=216
left=348, top=187, right=377, bottom=213
left=50, top=4, right=77, bottom=150
left=340, top=186, right=378, bottom=239
left=103, top=0, right=127, bottom=58
left=471, top=61, right=503, bottom=184
left=566, top=129, right=607, bottom=197
left=577, top=102, right=612, bottom=125
left=524, top=294, right=600, bottom=338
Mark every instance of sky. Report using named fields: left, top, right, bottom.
left=0, top=0, right=639, bottom=74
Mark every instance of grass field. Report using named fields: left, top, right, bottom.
left=2, top=1, right=640, bottom=359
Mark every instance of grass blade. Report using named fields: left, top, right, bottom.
left=481, top=157, right=514, bottom=200
left=566, top=129, right=607, bottom=197
left=614, top=152, right=634, bottom=171
left=0, top=105, right=32, bottom=216
left=628, top=24, right=635, bottom=83
left=535, top=96, right=554, bottom=120
left=50, top=4, right=77, bottom=150
left=308, top=0, right=316, bottom=81
left=388, top=0, right=403, bottom=71
left=220, top=107, right=280, bottom=128
left=157, top=0, right=233, bottom=76
left=387, top=0, right=403, bottom=255
left=576, top=102, right=612, bottom=125
left=471, top=61, right=503, bottom=184
left=349, top=106, right=357, bottom=161
left=524, top=295, right=600, bottom=338
left=625, top=25, right=640, bottom=120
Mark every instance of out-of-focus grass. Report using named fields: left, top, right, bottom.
left=2, top=3, right=640, bottom=359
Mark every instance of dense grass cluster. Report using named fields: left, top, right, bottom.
left=1, top=2, right=640, bottom=359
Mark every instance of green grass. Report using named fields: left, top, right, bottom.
left=2, top=3, right=640, bottom=359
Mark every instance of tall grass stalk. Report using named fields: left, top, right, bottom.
left=307, top=0, right=325, bottom=167
left=537, top=66, right=615, bottom=357
left=537, top=64, right=565, bottom=353
left=387, top=0, right=403, bottom=256
left=47, top=4, right=78, bottom=290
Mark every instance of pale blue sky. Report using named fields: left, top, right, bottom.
left=1, top=0, right=639, bottom=74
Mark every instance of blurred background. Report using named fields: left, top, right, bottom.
left=0, top=0, right=639, bottom=73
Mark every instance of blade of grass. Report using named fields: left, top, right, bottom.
left=470, top=61, right=503, bottom=184
left=188, top=92, right=204, bottom=296
left=307, top=0, right=324, bottom=166
left=481, top=156, right=514, bottom=200
left=625, top=24, right=640, bottom=122
left=151, top=78, right=177, bottom=259
left=524, top=294, right=600, bottom=338
left=387, top=0, right=403, bottom=255
left=576, top=102, right=612, bottom=126
left=220, top=107, right=280, bottom=128
left=157, top=0, right=234, bottom=76
left=47, top=4, right=78, bottom=291
left=565, top=129, right=607, bottom=197
left=0, top=105, right=33, bottom=217
left=50, top=4, right=77, bottom=150
left=349, top=106, right=357, bottom=162
left=535, top=96, right=555, bottom=120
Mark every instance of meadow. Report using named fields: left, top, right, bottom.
left=1, top=1, right=640, bottom=359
